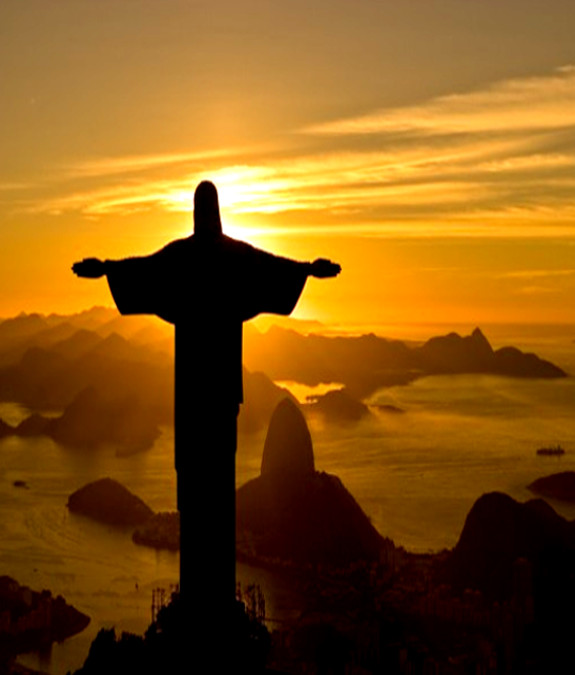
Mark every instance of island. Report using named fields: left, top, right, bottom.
left=528, top=471, right=575, bottom=501
left=66, top=477, right=181, bottom=552
left=305, top=388, right=372, bottom=424
left=67, top=477, right=154, bottom=527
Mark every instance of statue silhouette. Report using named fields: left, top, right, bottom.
left=72, top=180, right=340, bottom=660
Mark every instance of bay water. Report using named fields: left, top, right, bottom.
left=5, top=324, right=575, bottom=673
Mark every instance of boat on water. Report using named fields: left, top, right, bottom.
left=536, top=445, right=566, bottom=456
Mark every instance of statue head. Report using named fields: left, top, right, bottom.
left=193, top=181, right=222, bottom=239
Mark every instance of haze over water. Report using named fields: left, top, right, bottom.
left=4, top=322, right=575, bottom=673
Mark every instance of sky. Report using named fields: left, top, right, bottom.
left=2, top=0, right=575, bottom=330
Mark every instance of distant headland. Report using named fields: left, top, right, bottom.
left=0, top=576, right=89, bottom=664
left=0, top=310, right=566, bottom=453
left=244, top=324, right=566, bottom=398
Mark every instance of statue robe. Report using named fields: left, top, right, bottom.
left=104, top=233, right=309, bottom=648
left=106, top=234, right=309, bottom=406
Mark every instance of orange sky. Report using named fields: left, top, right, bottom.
left=2, top=1, right=575, bottom=330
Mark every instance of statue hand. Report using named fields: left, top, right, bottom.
left=309, top=258, right=341, bottom=278
left=72, top=258, right=106, bottom=278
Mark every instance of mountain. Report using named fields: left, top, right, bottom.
left=0, top=313, right=50, bottom=346
left=416, top=327, right=494, bottom=373
left=49, top=387, right=161, bottom=452
left=0, top=313, right=299, bottom=437
left=244, top=326, right=415, bottom=397
left=445, top=491, right=575, bottom=669
left=244, top=326, right=566, bottom=397
left=237, top=399, right=388, bottom=566
left=49, top=328, right=103, bottom=359
left=260, top=398, right=315, bottom=478
left=417, top=327, right=565, bottom=378
left=0, top=311, right=566, bottom=443
left=0, top=388, right=160, bottom=452
left=492, top=345, right=566, bottom=378
left=446, top=492, right=575, bottom=599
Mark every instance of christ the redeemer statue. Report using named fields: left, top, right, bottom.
left=72, top=180, right=340, bottom=655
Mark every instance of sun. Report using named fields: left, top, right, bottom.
left=162, top=166, right=288, bottom=246
left=162, top=165, right=291, bottom=217
left=208, top=165, right=290, bottom=215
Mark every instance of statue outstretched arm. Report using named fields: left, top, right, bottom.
left=72, top=258, right=108, bottom=278
left=306, top=258, right=341, bottom=278
left=72, top=247, right=180, bottom=323
left=72, top=256, right=150, bottom=279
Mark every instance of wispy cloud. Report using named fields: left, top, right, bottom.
left=12, top=66, right=575, bottom=238
left=513, top=285, right=559, bottom=296
left=495, top=268, right=575, bottom=298
left=304, top=66, right=575, bottom=136
left=61, top=149, right=234, bottom=178
left=498, top=269, right=575, bottom=280
left=0, top=182, right=32, bottom=191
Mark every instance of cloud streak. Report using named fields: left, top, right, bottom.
left=304, top=66, right=575, bottom=136
left=12, top=66, right=575, bottom=239
left=498, top=269, right=575, bottom=280
left=60, top=149, right=235, bottom=178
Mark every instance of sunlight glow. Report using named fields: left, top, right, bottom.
left=160, top=166, right=293, bottom=216
left=22, top=63, right=575, bottom=245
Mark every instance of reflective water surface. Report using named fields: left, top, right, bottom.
left=6, top=327, right=575, bottom=672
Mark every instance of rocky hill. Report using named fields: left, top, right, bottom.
left=446, top=491, right=575, bottom=599
left=305, top=388, right=371, bottom=424
left=237, top=399, right=389, bottom=566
